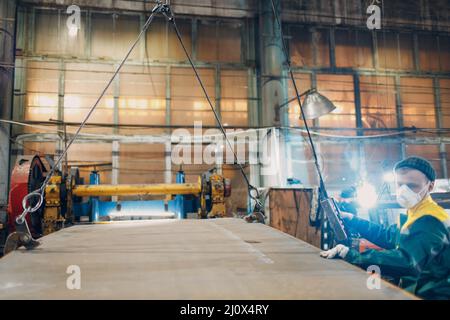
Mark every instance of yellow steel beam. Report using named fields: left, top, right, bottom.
left=72, top=182, right=201, bottom=197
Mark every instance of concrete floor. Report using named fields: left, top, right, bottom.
left=0, top=218, right=415, bottom=299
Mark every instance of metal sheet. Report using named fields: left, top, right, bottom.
left=0, top=218, right=416, bottom=299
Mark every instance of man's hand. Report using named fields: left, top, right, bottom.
left=320, top=244, right=350, bottom=259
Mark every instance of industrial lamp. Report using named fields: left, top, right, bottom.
left=279, top=88, right=336, bottom=120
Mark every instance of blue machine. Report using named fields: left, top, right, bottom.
left=72, top=170, right=200, bottom=222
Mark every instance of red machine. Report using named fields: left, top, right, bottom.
left=7, top=155, right=47, bottom=238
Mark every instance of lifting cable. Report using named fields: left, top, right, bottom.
left=268, top=0, right=330, bottom=200
left=163, top=6, right=262, bottom=208
left=11, top=0, right=262, bottom=246
left=11, top=1, right=171, bottom=235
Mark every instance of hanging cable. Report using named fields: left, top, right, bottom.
left=162, top=5, right=262, bottom=205
left=269, top=0, right=330, bottom=200
left=10, top=1, right=168, bottom=246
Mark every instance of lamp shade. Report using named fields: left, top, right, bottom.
left=301, top=92, right=336, bottom=120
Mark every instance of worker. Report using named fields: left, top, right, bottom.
left=320, top=156, right=450, bottom=300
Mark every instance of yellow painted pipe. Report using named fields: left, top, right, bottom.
left=72, top=182, right=201, bottom=197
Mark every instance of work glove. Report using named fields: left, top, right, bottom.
left=320, top=244, right=349, bottom=259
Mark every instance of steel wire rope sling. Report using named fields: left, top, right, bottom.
left=268, top=0, right=348, bottom=247
left=4, top=1, right=263, bottom=254
left=4, top=1, right=169, bottom=253
left=162, top=6, right=264, bottom=218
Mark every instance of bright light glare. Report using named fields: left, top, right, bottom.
left=383, top=172, right=395, bottom=182
left=357, top=182, right=377, bottom=209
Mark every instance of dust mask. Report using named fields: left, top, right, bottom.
left=396, top=183, right=430, bottom=209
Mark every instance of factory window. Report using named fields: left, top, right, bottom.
left=405, top=144, right=442, bottom=178
left=220, top=70, right=248, bottom=127
left=170, top=67, right=216, bottom=126
left=360, top=75, right=398, bottom=130
left=289, top=26, right=313, bottom=67
left=287, top=72, right=313, bottom=128
left=440, top=79, right=450, bottom=128
left=34, top=10, right=59, bottom=54
left=22, top=142, right=55, bottom=158
left=335, top=29, right=373, bottom=68
left=289, top=141, right=318, bottom=186
left=67, top=143, right=112, bottom=185
left=364, top=144, right=402, bottom=186
left=197, top=20, right=242, bottom=63
left=320, top=143, right=359, bottom=187
left=25, top=61, right=59, bottom=126
left=64, top=63, right=115, bottom=133
left=91, top=13, right=140, bottom=61
left=144, top=17, right=166, bottom=60
left=418, top=34, right=440, bottom=72
left=377, top=32, right=414, bottom=70
left=439, top=35, right=450, bottom=72
left=145, top=17, right=192, bottom=62
left=289, top=26, right=330, bottom=67
left=168, top=18, right=192, bottom=61
left=400, top=77, right=436, bottom=128
left=35, top=9, right=86, bottom=56
left=447, top=145, right=450, bottom=178
left=119, top=65, right=166, bottom=131
left=316, top=74, right=356, bottom=131
left=119, top=144, right=165, bottom=188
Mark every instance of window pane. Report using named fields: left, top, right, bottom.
left=313, top=28, right=330, bottom=67
left=287, top=73, right=313, bottom=127
left=290, top=26, right=313, bottom=67
left=439, top=35, right=450, bottom=72
left=440, top=79, right=450, bottom=128
left=398, top=33, right=414, bottom=70
left=25, top=61, right=59, bottom=126
left=446, top=145, right=450, bottom=177
left=418, top=34, right=440, bottom=72
left=320, top=143, right=359, bottom=186
left=218, top=21, right=242, bottom=62
left=170, top=67, right=216, bottom=126
left=221, top=70, right=248, bottom=127
left=23, top=142, right=55, bottom=158
left=378, top=33, right=414, bottom=70
left=197, top=20, right=217, bottom=62
left=145, top=17, right=167, bottom=60
left=377, top=33, right=398, bottom=69
left=335, top=29, right=373, bottom=68
left=316, top=74, right=355, bottom=129
left=119, top=65, right=166, bottom=129
left=64, top=63, right=115, bottom=133
left=364, top=144, right=402, bottom=186
left=198, top=20, right=241, bottom=63
left=35, top=9, right=59, bottom=54
left=168, top=18, right=192, bottom=61
left=400, top=77, right=436, bottom=128
left=290, top=27, right=329, bottom=67
left=35, top=9, right=86, bottom=56
left=360, top=75, right=397, bottom=129
left=91, top=13, right=140, bottom=61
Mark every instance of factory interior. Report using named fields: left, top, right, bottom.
left=0, top=0, right=449, bottom=303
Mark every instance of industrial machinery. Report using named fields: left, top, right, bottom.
left=3, top=155, right=231, bottom=246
